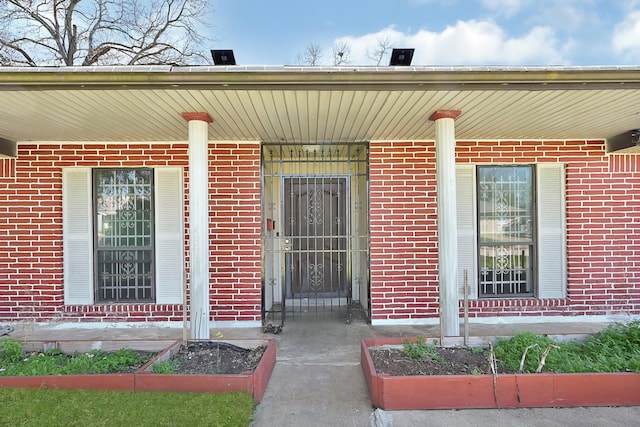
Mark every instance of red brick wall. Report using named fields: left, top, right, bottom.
left=209, top=143, right=262, bottom=323
left=370, top=139, right=640, bottom=322
left=369, top=141, right=439, bottom=321
left=0, top=142, right=262, bottom=323
left=3, top=139, right=638, bottom=324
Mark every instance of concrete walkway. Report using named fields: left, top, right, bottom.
left=6, top=316, right=640, bottom=427
left=250, top=314, right=640, bottom=427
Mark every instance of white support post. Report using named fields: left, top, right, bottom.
left=430, top=110, right=461, bottom=338
left=182, top=112, right=212, bottom=340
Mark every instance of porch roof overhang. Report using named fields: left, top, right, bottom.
left=1, top=65, right=639, bottom=154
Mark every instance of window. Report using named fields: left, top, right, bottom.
left=63, top=167, right=184, bottom=305
left=477, top=166, right=534, bottom=297
left=94, top=169, right=154, bottom=302
left=456, top=163, right=566, bottom=300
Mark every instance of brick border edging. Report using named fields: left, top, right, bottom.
left=361, top=337, right=640, bottom=410
left=0, top=339, right=276, bottom=404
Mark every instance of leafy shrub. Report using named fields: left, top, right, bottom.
left=493, top=332, right=556, bottom=372
left=0, top=338, right=24, bottom=364
left=493, top=321, right=640, bottom=373
left=569, top=320, right=640, bottom=373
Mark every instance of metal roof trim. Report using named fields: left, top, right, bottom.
left=1, top=64, right=639, bottom=89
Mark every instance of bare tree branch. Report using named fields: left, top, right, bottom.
left=0, top=0, right=213, bottom=66
left=367, top=36, right=394, bottom=66
left=299, top=43, right=323, bottom=66
left=0, top=38, right=37, bottom=66
left=332, top=41, right=351, bottom=66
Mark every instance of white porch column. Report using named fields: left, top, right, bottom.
left=182, top=112, right=213, bottom=340
left=430, top=110, right=461, bottom=338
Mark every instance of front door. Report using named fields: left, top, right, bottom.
left=284, top=178, right=347, bottom=298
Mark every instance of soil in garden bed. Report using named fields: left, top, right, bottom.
left=170, top=342, right=267, bottom=375
left=370, top=347, right=514, bottom=376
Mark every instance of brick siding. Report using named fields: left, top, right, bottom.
left=0, top=142, right=261, bottom=323
left=208, top=143, right=262, bottom=323
left=369, top=141, right=439, bottom=321
left=369, top=140, right=640, bottom=322
left=2, top=139, right=638, bottom=324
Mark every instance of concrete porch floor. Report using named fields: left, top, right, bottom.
left=5, top=315, right=640, bottom=427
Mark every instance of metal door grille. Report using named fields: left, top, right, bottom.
left=262, top=143, right=369, bottom=322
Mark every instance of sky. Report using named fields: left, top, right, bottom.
left=208, top=0, right=640, bottom=66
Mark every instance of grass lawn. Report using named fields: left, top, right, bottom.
left=0, top=388, right=255, bottom=427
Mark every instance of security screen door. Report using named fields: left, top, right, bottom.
left=284, top=178, right=346, bottom=297
left=262, top=143, right=369, bottom=322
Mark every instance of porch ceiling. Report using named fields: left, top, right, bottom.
left=1, top=66, right=640, bottom=152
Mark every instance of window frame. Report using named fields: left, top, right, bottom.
left=92, top=168, right=156, bottom=303
left=476, top=165, right=536, bottom=298
left=456, top=163, right=566, bottom=301
left=63, top=167, right=185, bottom=306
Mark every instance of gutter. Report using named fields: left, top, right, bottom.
left=0, top=65, right=640, bottom=91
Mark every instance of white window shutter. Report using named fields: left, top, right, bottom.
left=456, top=165, right=478, bottom=300
left=63, top=168, right=94, bottom=305
left=537, top=163, right=567, bottom=299
left=155, top=167, right=185, bottom=304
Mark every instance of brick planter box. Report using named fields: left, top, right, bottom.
left=0, top=373, right=137, bottom=391
left=0, top=339, right=276, bottom=403
left=137, top=339, right=277, bottom=403
left=0, top=339, right=173, bottom=392
left=361, top=337, right=640, bottom=410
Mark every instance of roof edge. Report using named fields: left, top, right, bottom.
left=1, top=65, right=640, bottom=89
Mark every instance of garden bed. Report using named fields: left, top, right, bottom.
left=138, top=339, right=276, bottom=402
left=0, top=339, right=171, bottom=392
left=0, top=338, right=276, bottom=403
left=361, top=336, right=640, bottom=410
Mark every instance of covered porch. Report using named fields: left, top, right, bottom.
left=1, top=65, right=639, bottom=339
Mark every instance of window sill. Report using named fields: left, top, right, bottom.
left=459, top=298, right=569, bottom=309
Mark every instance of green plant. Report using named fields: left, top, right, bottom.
left=0, top=338, right=24, bottom=364
left=45, top=347, right=62, bottom=356
left=493, top=332, right=555, bottom=372
left=564, top=320, right=640, bottom=373
left=0, top=346, right=154, bottom=376
left=470, top=346, right=485, bottom=355
left=152, top=360, right=177, bottom=374
left=493, top=322, right=640, bottom=373
left=402, top=336, right=444, bottom=363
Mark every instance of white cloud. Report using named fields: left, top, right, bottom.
left=332, top=20, right=566, bottom=66
left=623, top=0, right=640, bottom=9
left=612, top=10, right=640, bottom=61
left=527, top=1, right=597, bottom=32
left=480, top=0, right=524, bottom=17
